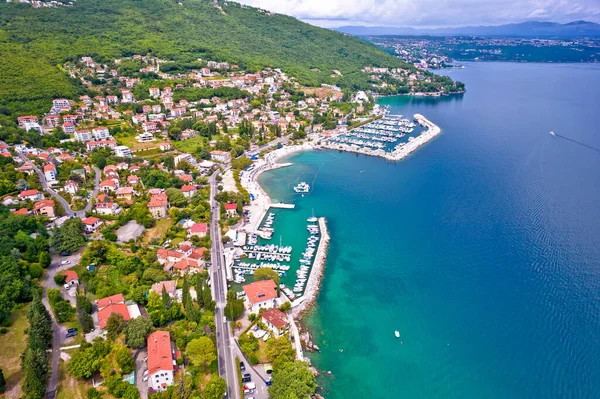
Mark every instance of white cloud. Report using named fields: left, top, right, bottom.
left=235, top=0, right=600, bottom=27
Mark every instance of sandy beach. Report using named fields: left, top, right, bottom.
left=239, top=142, right=316, bottom=232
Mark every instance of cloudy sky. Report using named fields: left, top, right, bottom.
left=236, top=0, right=600, bottom=28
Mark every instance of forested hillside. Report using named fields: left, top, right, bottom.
left=0, top=0, right=410, bottom=115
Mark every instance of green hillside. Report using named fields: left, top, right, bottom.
left=0, top=0, right=410, bottom=115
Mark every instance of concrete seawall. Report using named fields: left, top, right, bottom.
left=292, top=217, right=331, bottom=319
left=320, top=113, right=442, bottom=162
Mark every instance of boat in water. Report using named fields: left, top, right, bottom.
left=294, top=182, right=310, bottom=193
left=395, top=330, right=400, bottom=338
left=550, top=131, right=556, bottom=136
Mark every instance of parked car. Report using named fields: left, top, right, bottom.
left=60, top=251, right=71, bottom=256
left=67, top=327, right=78, bottom=334
left=266, top=378, right=272, bottom=386
left=61, top=260, right=70, bottom=265
left=242, top=377, right=251, bottom=383
left=63, top=284, right=70, bottom=290
left=143, top=376, right=148, bottom=382
left=66, top=330, right=77, bottom=338
left=223, top=316, right=227, bottom=323
left=239, top=361, right=246, bottom=372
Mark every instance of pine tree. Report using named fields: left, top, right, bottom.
left=182, top=277, right=191, bottom=309
left=202, top=281, right=212, bottom=311
left=161, top=285, right=172, bottom=310
left=195, top=274, right=205, bottom=308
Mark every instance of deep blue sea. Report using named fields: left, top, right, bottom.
left=259, top=62, right=600, bottom=398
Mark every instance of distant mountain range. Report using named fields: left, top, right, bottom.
left=336, top=20, right=600, bottom=37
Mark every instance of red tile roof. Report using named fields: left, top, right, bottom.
left=19, top=189, right=39, bottom=198
left=261, top=308, right=289, bottom=328
left=151, top=280, right=177, bottom=295
left=148, top=194, right=168, bottom=207
left=96, top=293, right=125, bottom=309
left=157, top=249, right=184, bottom=260
left=181, top=185, right=196, bottom=192
left=147, top=331, right=173, bottom=376
left=242, top=279, right=277, bottom=304
left=188, top=247, right=208, bottom=260
left=224, top=203, right=237, bottom=211
left=64, top=270, right=78, bottom=283
left=43, top=164, right=56, bottom=172
left=82, top=216, right=101, bottom=225
left=33, top=199, right=55, bottom=211
left=12, top=208, right=28, bottom=215
left=97, top=303, right=130, bottom=329
left=172, top=258, right=200, bottom=271
left=188, top=223, right=208, bottom=233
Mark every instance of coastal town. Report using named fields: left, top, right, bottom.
left=0, top=52, right=441, bottom=399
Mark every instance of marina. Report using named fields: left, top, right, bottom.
left=321, top=113, right=441, bottom=161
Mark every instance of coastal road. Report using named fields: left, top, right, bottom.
left=210, top=171, right=240, bottom=399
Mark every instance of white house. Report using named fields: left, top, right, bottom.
left=147, top=331, right=174, bottom=392
left=242, top=279, right=279, bottom=314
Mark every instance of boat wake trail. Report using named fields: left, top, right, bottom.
left=553, top=133, right=600, bottom=154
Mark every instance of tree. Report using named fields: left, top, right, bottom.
left=125, top=317, right=153, bottom=348
left=0, top=367, right=5, bottom=394
left=106, top=313, right=126, bottom=341
left=203, top=376, right=227, bottom=399
left=223, top=290, right=244, bottom=321
left=161, top=285, right=172, bottom=310
left=186, top=337, right=216, bottom=372
left=269, top=360, right=317, bottom=399
left=38, top=251, right=51, bottom=268
left=265, top=336, right=295, bottom=363
left=67, top=346, right=100, bottom=379
left=77, top=308, right=95, bottom=334
left=21, top=346, right=48, bottom=399
left=51, top=218, right=86, bottom=254
left=253, top=267, right=280, bottom=285
left=202, top=281, right=212, bottom=310
left=115, top=345, right=135, bottom=374
left=181, top=277, right=191, bottom=309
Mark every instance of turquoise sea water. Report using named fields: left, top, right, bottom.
left=258, top=62, right=600, bottom=398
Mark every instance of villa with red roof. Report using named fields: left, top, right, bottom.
left=242, top=279, right=279, bottom=313
left=33, top=199, right=55, bottom=218
left=260, top=308, right=289, bottom=337
left=64, top=270, right=79, bottom=287
left=224, top=203, right=237, bottom=217
left=96, top=294, right=130, bottom=329
left=19, top=189, right=44, bottom=202
left=147, top=331, right=174, bottom=392
left=181, top=185, right=197, bottom=198
left=148, top=194, right=169, bottom=219
left=187, top=223, right=208, bottom=238
left=82, top=216, right=103, bottom=233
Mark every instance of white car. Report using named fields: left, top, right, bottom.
left=61, top=260, right=70, bottom=265
left=223, top=316, right=227, bottom=323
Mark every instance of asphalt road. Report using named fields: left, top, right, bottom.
left=43, top=250, right=83, bottom=398
left=210, top=171, right=241, bottom=399
left=4, top=140, right=102, bottom=218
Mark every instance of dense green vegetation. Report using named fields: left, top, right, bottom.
left=21, top=294, right=53, bottom=399
left=0, top=208, right=50, bottom=325
left=0, top=0, right=410, bottom=115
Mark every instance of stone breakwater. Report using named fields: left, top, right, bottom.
left=292, top=217, right=331, bottom=319
left=320, top=113, right=441, bottom=162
